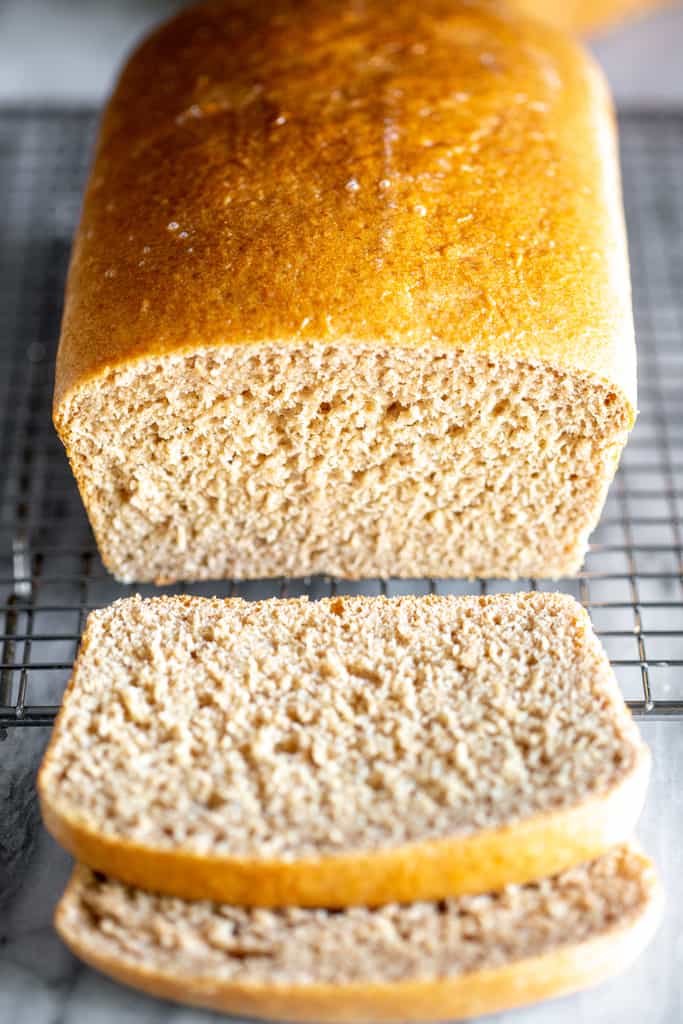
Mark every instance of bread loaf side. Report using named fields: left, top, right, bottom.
left=54, top=0, right=635, bottom=582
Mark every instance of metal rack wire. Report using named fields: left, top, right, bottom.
left=1, top=107, right=682, bottom=735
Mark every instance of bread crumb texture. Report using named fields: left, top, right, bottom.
left=60, top=346, right=630, bottom=582
left=55, top=0, right=635, bottom=583
left=59, top=847, right=656, bottom=984
left=41, top=593, right=642, bottom=859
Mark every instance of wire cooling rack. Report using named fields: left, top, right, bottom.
left=1, top=108, right=682, bottom=734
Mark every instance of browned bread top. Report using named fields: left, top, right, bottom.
left=55, top=0, right=635, bottom=417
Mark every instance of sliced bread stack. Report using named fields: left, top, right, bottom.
left=39, top=592, right=661, bottom=1020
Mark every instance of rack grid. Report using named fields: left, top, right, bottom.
left=1, top=107, right=682, bottom=734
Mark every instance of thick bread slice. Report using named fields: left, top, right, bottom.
left=57, top=847, right=662, bottom=1022
left=40, top=592, right=649, bottom=906
left=54, top=0, right=636, bottom=584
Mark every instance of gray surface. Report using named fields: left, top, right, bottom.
left=593, top=4, right=683, bottom=104
left=1, top=3, right=683, bottom=1024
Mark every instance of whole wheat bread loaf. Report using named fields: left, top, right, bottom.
left=57, top=847, right=661, bottom=1022
left=39, top=592, right=649, bottom=906
left=54, top=0, right=635, bottom=583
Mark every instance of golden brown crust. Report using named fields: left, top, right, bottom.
left=511, top=0, right=673, bottom=35
left=41, top=749, right=649, bottom=906
left=54, top=0, right=635, bottom=421
left=56, top=855, right=662, bottom=1022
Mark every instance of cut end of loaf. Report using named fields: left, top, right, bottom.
left=39, top=591, right=646, bottom=903
left=55, top=343, right=632, bottom=583
left=56, top=847, right=661, bottom=1021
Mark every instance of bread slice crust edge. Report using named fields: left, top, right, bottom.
left=40, top=740, right=650, bottom=907
left=55, top=852, right=662, bottom=1023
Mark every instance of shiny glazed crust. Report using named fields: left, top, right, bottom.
left=56, top=855, right=662, bottom=1022
left=54, top=0, right=636, bottom=417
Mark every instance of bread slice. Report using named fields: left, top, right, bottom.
left=54, top=0, right=635, bottom=584
left=39, top=592, right=649, bottom=906
left=57, top=847, right=661, bottom=1022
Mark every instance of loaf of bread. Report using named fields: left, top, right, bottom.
left=57, top=848, right=661, bottom=1022
left=39, top=592, right=649, bottom=906
left=510, top=0, right=671, bottom=34
left=54, top=0, right=635, bottom=583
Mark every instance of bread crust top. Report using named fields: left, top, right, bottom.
left=54, top=0, right=635, bottom=416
